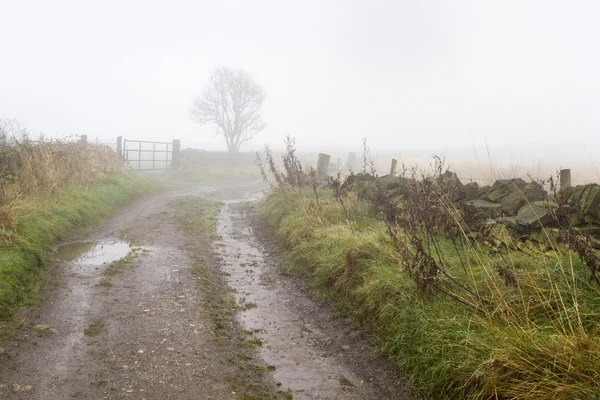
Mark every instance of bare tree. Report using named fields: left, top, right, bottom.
left=190, top=66, right=266, bottom=153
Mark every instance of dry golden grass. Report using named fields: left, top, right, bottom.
left=0, top=137, right=121, bottom=221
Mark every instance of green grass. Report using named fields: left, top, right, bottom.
left=96, top=279, right=113, bottom=288
left=0, top=170, right=158, bottom=322
left=102, top=248, right=141, bottom=276
left=261, top=188, right=600, bottom=399
left=84, top=319, right=105, bottom=337
left=173, top=196, right=224, bottom=237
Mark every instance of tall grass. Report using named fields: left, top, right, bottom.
left=259, top=141, right=600, bottom=399
left=0, top=120, right=122, bottom=225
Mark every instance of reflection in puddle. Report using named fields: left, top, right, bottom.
left=56, top=240, right=132, bottom=266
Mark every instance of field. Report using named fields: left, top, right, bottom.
left=155, top=148, right=262, bottom=185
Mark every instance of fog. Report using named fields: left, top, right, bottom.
left=1, top=0, right=599, bottom=181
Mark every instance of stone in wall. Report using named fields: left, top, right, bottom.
left=515, top=201, right=557, bottom=229
left=464, top=182, right=479, bottom=201
left=500, top=184, right=547, bottom=215
left=467, top=199, right=502, bottom=218
left=561, top=184, right=600, bottom=224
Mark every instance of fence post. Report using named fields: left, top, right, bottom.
left=347, top=152, right=357, bottom=171
left=316, top=153, right=330, bottom=180
left=172, top=139, right=181, bottom=170
left=559, top=169, right=571, bottom=190
left=390, top=158, right=398, bottom=176
left=116, top=136, right=123, bottom=160
left=80, top=134, right=87, bottom=144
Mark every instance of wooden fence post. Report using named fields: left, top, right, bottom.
left=560, top=169, right=571, bottom=190
left=116, top=136, right=123, bottom=160
left=317, top=153, right=330, bottom=180
left=390, top=159, right=398, bottom=176
left=172, top=139, right=181, bottom=170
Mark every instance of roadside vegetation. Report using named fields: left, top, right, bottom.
left=258, top=137, right=600, bottom=399
left=0, top=119, right=157, bottom=325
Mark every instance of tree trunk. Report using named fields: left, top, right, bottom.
left=227, top=142, right=239, bottom=153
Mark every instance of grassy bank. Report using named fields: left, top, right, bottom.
left=0, top=170, right=158, bottom=322
left=261, top=188, right=600, bottom=399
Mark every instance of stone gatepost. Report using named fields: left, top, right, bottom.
left=390, top=159, right=398, bottom=176
left=317, top=153, right=330, bottom=180
left=560, top=169, right=571, bottom=190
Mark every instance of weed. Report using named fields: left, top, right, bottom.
left=241, top=302, right=258, bottom=311
left=103, top=249, right=139, bottom=276
left=96, top=279, right=113, bottom=288
left=84, top=319, right=104, bottom=337
left=247, top=336, right=264, bottom=348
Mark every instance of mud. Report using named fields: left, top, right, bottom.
left=216, top=200, right=412, bottom=400
left=0, top=189, right=240, bottom=399
left=0, top=182, right=412, bottom=400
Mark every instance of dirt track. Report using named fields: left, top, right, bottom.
left=0, top=182, right=411, bottom=399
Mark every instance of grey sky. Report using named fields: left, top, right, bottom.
left=1, top=0, right=598, bottom=159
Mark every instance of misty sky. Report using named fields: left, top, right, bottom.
left=1, top=0, right=598, bottom=157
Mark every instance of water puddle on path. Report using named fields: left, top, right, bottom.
left=56, top=240, right=132, bottom=271
left=215, top=203, right=365, bottom=400
left=22, top=239, right=136, bottom=390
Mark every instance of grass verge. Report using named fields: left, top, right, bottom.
left=0, top=170, right=158, bottom=323
left=261, top=188, right=600, bottom=399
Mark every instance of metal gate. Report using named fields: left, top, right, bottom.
left=118, top=138, right=180, bottom=171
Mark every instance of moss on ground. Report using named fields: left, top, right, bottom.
left=84, top=319, right=105, bottom=337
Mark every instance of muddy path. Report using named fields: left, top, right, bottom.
left=217, top=200, right=412, bottom=400
left=0, top=182, right=412, bottom=399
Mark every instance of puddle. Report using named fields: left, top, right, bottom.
left=32, top=239, right=136, bottom=386
left=57, top=240, right=132, bottom=267
left=215, top=203, right=364, bottom=400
